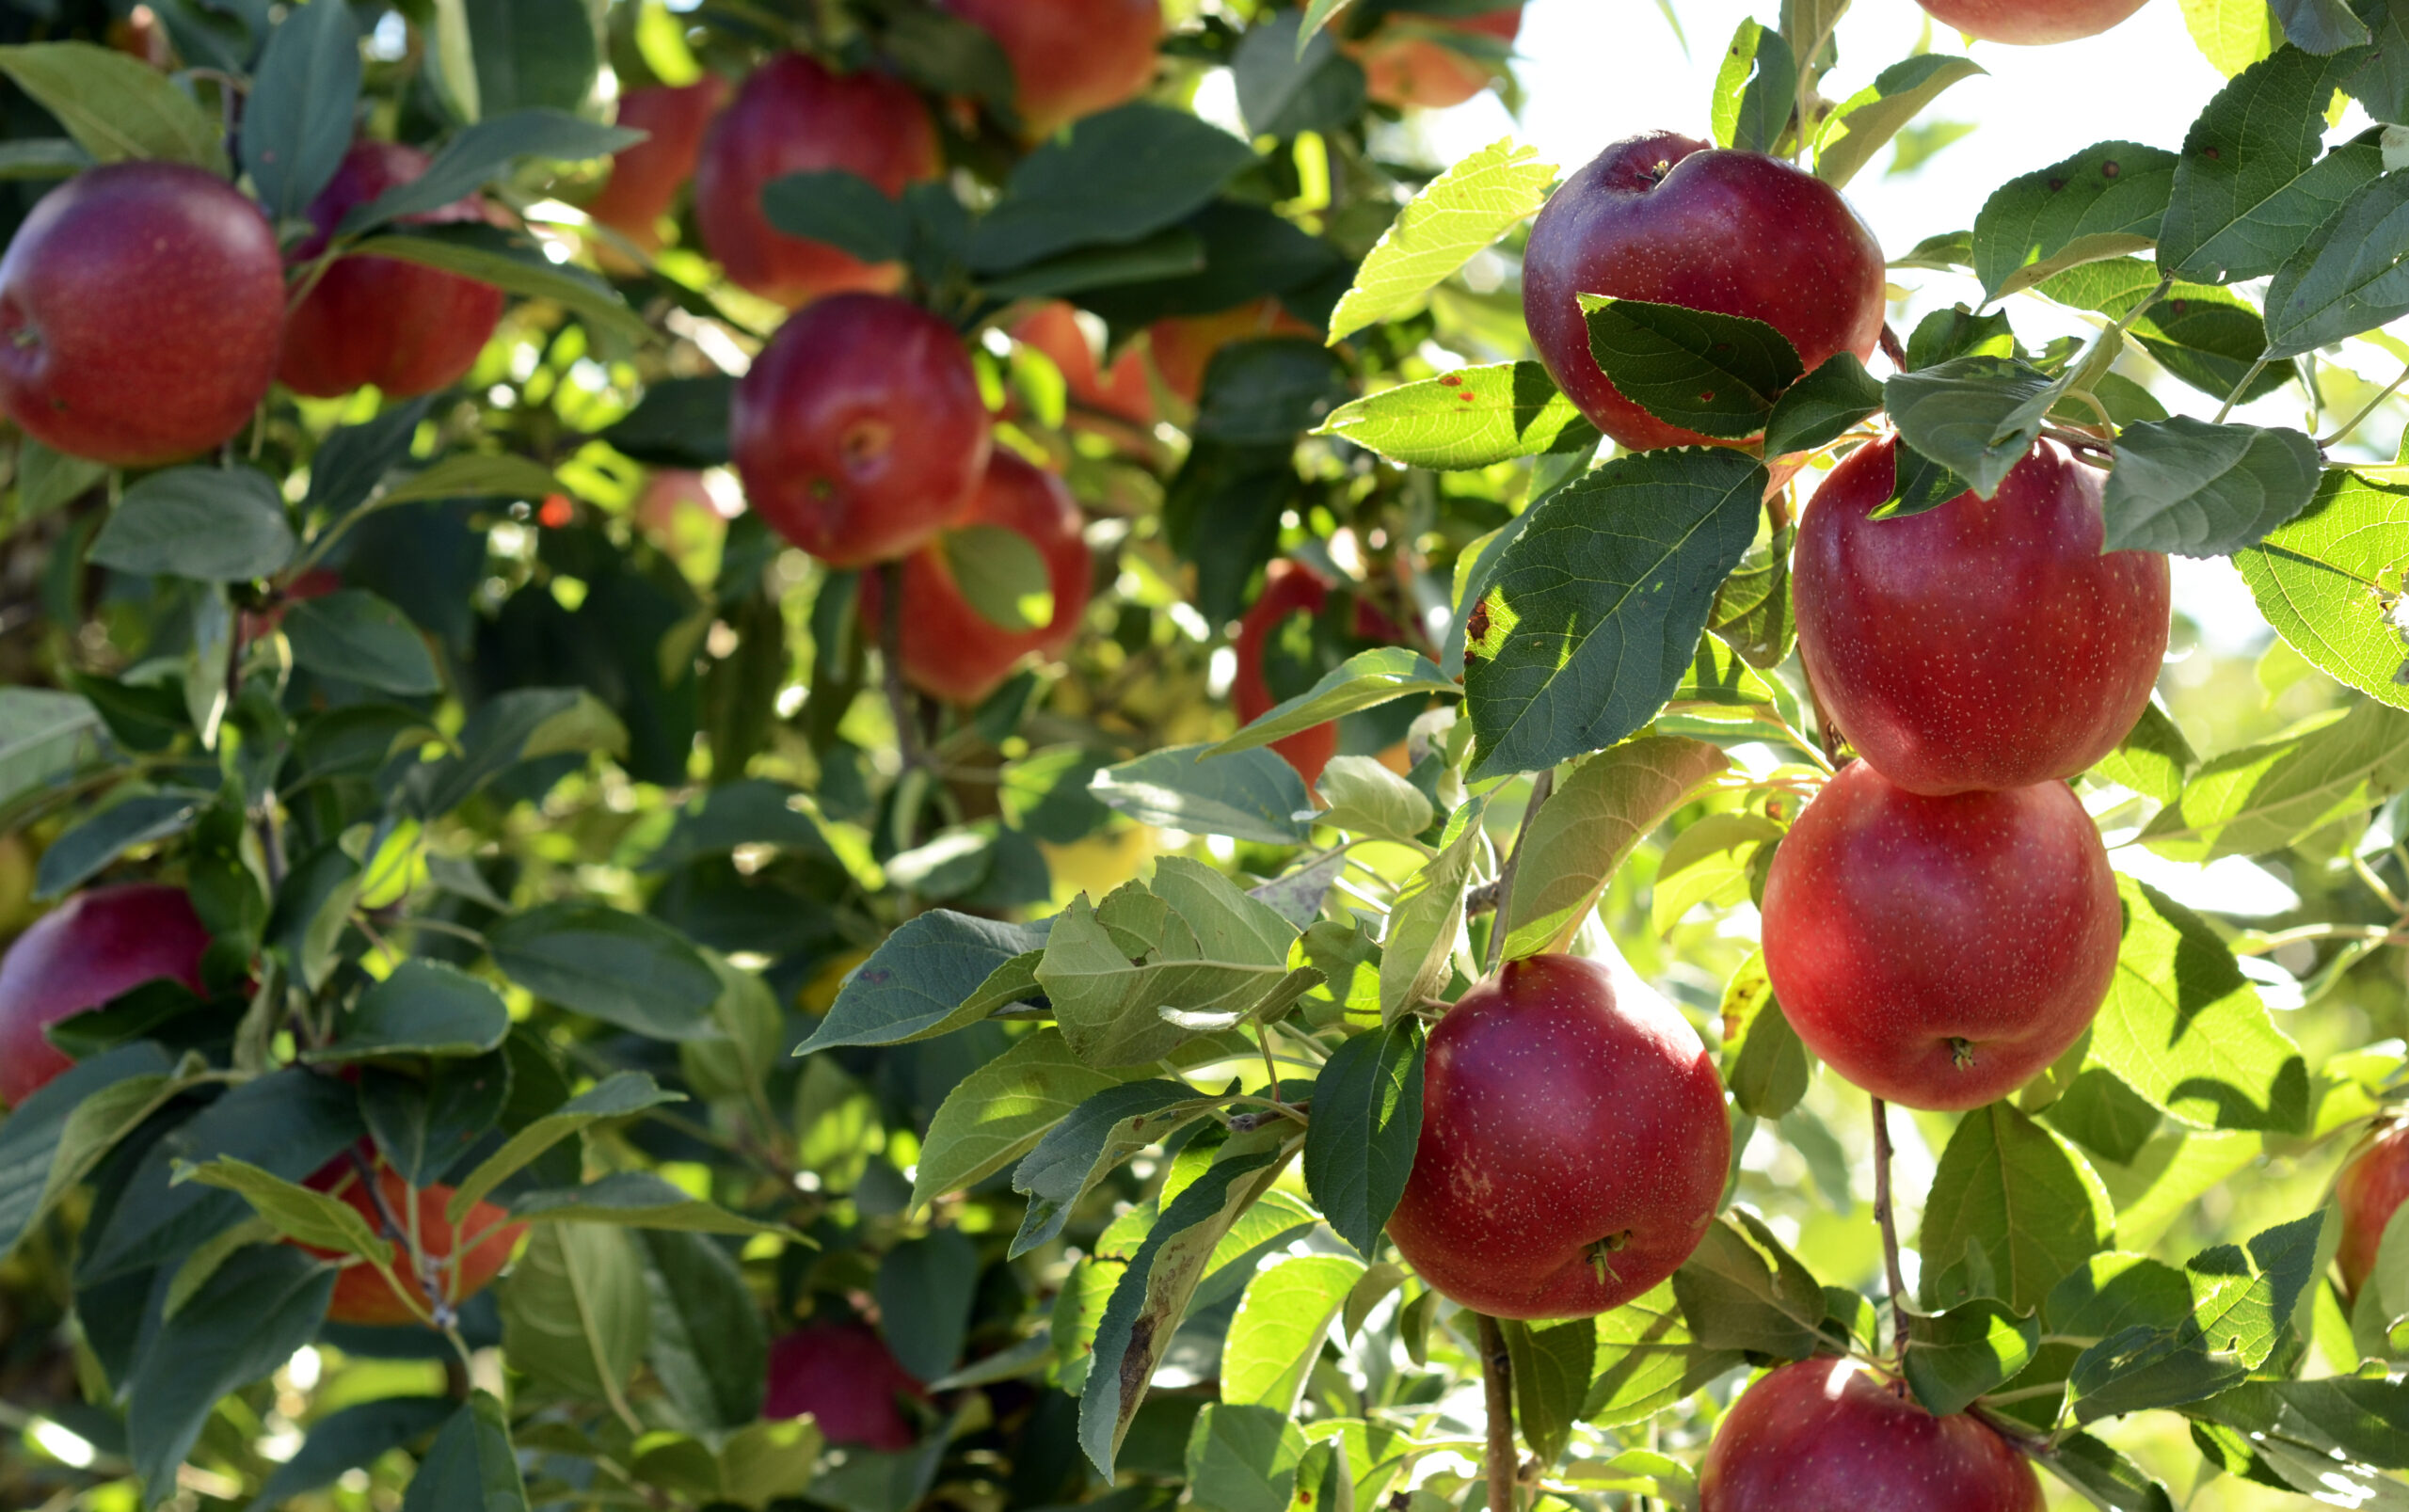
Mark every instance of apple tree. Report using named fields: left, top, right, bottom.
left=0, top=0, right=2407, bottom=1509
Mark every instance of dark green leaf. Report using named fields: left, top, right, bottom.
left=2273, top=0, right=2373, bottom=50
left=1882, top=356, right=2055, bottom=499
left=0, top=41, right=226, bottom=172
left=1762, top=352, right=1883, bottom=457
left=402, top=688, right=629, bottom=818
left=1507, top=1316, right=1597, bottom=1466
left=1185, top=1402, right=1307, bottom=1512
left=360, top=1054, right=510, bottom=1186
left=307, top=959, right=512, bottom=1061
left=969, top=103, right=1257, bottom=272
left=640, top=1230, right=766, bottom=1431
left=759, top=168, right=910, bottom=266
left=2159, top=48, right=2382, bottom=282
left=1207, top=648, right=1459, bottom=757
left=343, top=109, right=638, bottom=234
left=243, top=0, right=360, bottom=222
left=1971, top=141, right=2179, bottom=299
left=1316, top=361, right=1596, bottom=470
left=0, top=1042, right=175, bottom=1260
left=487, top=902, right=718, bottom=1041
left=1918, top=1102, right=2112, bottom=1313
left=302, top=398, right=436, bottom=524
left=1669, top=1214, right=1827, bottom=1359
left=1013, top=1080, right=1217, bottom=1257
left=2043, top=1432, right=2178, bottom=1512
left=1194, top=338, right=1353, bottom=446
left=284, top=590, right=442, bottom=694
left=2039, top=258, right=2289, bottom=406
left=2101, top=417, right=2319, bottom=556
left=246, top=1396, right=455, bottom=1512
left=90, top=468, right=294, bottom=582
left=470, top=0, right=597, bottom=115
left=512, top=1170, right=785, bottom=1234
left=1710, top=19, right=1796, bottom=155
left=2196, top=1377, right=2409, bottom=1469
left=399, top=1393, right=527, bottom=1512
left=1302, top=1018, right=1425, bottom=1258
left=940, top=522, right=1053, bottom=632
left=1234, top=9, right=1364, bottom=138
left=977, top=227, right=1207, bottom=300
left=803, top=911, right=1049, bottom=1053
left=34, top=790, right=200, bottom=898
left=1905, top=1298, right=2039, bottom=1416
left=1092, top=744, right=1314, bottom=844
left=2265, top=169, right=2409, bottom=356
left=349, top=225, right=651, bottom=345
left=1577, top=295, right=1805, bottom=440
left=600, top=376, right=731, bottom=469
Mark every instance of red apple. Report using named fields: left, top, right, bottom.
left=239, top=565, right=343, bottom=645
left=1013, top=300, right=1155, bottom=430
left=1234, top=561, right=1405, bottom=790
left=1385, top=952, right=1731, bottom=1320
left=0, top=883, right=212, bottom=1106
left=764, top=1320, right=925, bottom=1449
left=1795, top=438, right=2170, bottom=796
left=938, top=0, right=1161, bottom=138
left=279, top=141, right=506, bottom=400
left=1352, top=6, right=1522, bottom=111
left=0, top=162, right=284, bottom=466
left=1916, top=0, right=2149, bottom=44
left=1148, top=299, right=1317, bottom=407
left=731, top=293, right=991, bottom=567
left=1699, top=1356, right=2043, bottom=1512
left=2337, top=1119, right=2409, bottom=1302
left=1760, top=761, right=2118, bottom=1113
left=302, top=1154, right=526, bottom=1327
left=855, top=452, right=1093, bottom=706
left=1521, top=135, right=1886, bottom=452
left=693, top=53, right=939, bottom=308
left=587, top=77, right=731, bottom=252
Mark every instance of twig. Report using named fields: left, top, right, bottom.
left=876, top=560, right=927, bottom=773
left=2315, top=359, right=2409, bottom=449
left=1482, top=769, right=1554, bottom=973
left=1478, top=1313, right=1517, bottom=1512
left=2214, top=357, right=2271, bottom=424
left=1873, top=1095, right=1910, bottom=1366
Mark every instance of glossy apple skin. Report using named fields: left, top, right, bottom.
left=2337, top=1120, right=2409, bottom=1302
left=0, top=162, right=284, bottom=466
left=1386, top=953, right=1731, bottom=1320
left=1149, top=298, right=1316, bottom=406
left=1796, top=438, right=2170, bottom=796
left=1917, top=0, right=2149, bottom=44
left=279, top=142, right=506, bottom=400
left=0, top=883, right=213, bottom=1106
left=855, top=452, right=1093, bottom=705
left=1699, top=1357, right=2043, bottom=1512
left=1234, top=561, right=1403, bottom=789
left=765, top=1321, right=925, bottom=1448
left=731, top=294, right=991, bottom=566
left=303, top=1157, right=526, bottom=1327
left=1523, top=136, right=1886, bottom=452
left=1013, top=300, right=1155, bottom=429
left=940, top=0, right=1161, bottom=137
left=1354, top=6, right=1521, bottom=110
left=694, top=53, right=939, bottom=307
left=587, top=77, right=730, bottom=250
left=1761, top=762, right=2119, bottom=1112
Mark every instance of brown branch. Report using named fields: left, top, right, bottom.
left=1872, top=1095, right=1910, bottom=1366
left=1478, top=1313, right=1517, bottom=1512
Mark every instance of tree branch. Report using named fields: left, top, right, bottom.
left=1872, top=1095, right=1910, bottom=1366
left=1478, top=1313, right=1517, bottom=1512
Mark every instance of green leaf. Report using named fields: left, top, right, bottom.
left=1316, top=756, right=1434, bottom=843
left=1093, top=744, right=1314, bottom=844
left=502, top=1222, right=649, bottom=1405
left=2236, top=470, right=2409, bottom=708
left=1315, top=362, right=1597, bottom=470
left=876, top=1229, right=980, bottom=1380
left=400, top=1393, right=528, bottom=1512
left=1185, top=1402, right=1309, bottom=1512
left=90, top=467, right=295, bottom=582
left=969, top=103, right=1257, bottom=273
left=2043, top=1430, right=2178, bottom=1512
left=940, top=522, right=1053, bottom=633
left=1207, top=648, right=1460, bottom=758
left=1193, top=338, right=1353, bottom=446
left=2093, top=876, right=2310, bottom=1135
left=1918, top=1102, right=2113, bottom=1314
left=2067, top=1215, right=2324, bottom=1422
left=128, top=1245, right=337, bottom=1503
left=243, top=0, right=361, bottom=223
left=1577, top=295, right=1805, bottom=440
left=1720, top=951, right=1811, bottom=1119
left=1761, top=352, right=1884, bottom=458
left=1508, top=1317, right=1597, bottom=1467
left=977, top=226, right=1210, bottom=300
left=1971, top=142, right=2180, bottom=299
left=0, top=41, right=228, bottom=173
left=2346, top=0, right=2409, bottom=120
left=404, top=687, right=628, bottom=818
left=1012, top=1080, right=1218, bottom=1256
left=759, top=168, right=910, bottom=266
left=350, top=226, right=651, bottom=346
left=1710, top=19, right=1795, bottom=155
left=1224, top=1253, right=1365, bottom=1413
left=2196, top=1377, right=2409, bottom=1470
left=283, top=589, right=442, bottom=694
left=1463, top=448, right=1765, bottom=779
left=1905, top=1298, right=2040, bottom=1416
left=2264, top=169, right=2409, bottom=355
left=445, top=1072, right=683, bottom=1220
left=488, top=901, right=719, bottom=1041
left=470, top=0, right=597, bottom=114
left=0, top=1042, right=177, bottom=1260
left=1326, top=136, right=1555, bottom=342
left=1302, top=1017, right=1425, bottom=1257
left=175, top=1154, right=386, bottom=1260
left=1651, top=811, right=1781, bottom=933
left=2098, top=700, right=2199, bottom=804
left=1500, top=736, right=1729, bottom=959
left=2159, top=47, right=2383, bottom=282
left=2101, top=417, right=2319, bottom=556
left=34, top=789, right=201, bottom=899
left=1586, top=1281, right=1746, bottom=1426
left=1376, top=797, right=1487, bottom=1024
left=2143, top=699, right=2409, bottom=860
left=342, top=109, right=638, bottom=233
left=513, top=1170, right=789, bottom=1234
left=360, top=1054, right=510, bottom=1186
left=248, top=1396, right=457, bottom=1511
left=600, top=376, right=732, bottom=470
left=912, top=1028, right=1125, bottom=1207
left=2273, top=0, right=2373, bottom=50
left=1233, top=9, right=1364, bottom=138
left=1668, top=1213, right=1827, bottom=1360
left=305, top=959, right=513, bottom=1061
left=16, top=436, right=104, bottom=520
left=2038, top=257, right=2288, bottom=406
left=1814, top=55, right=1986, bottom=192
left=802, top=912, right=1048, bottom=1053
left=1882, top=356, right=2055, bottom=500
left=1299, top=0, right=1357, bottom=48
left=0, top=687, right=103, bottom=811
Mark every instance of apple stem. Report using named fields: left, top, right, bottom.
left=1877, top=323, right=1908, bottom=373
left=1871, top=1095, right=1910, bottom=1365
left=1482, top=768, right=1555, bottom=974
left=2212, top=357, right=2271, bottom=424
left=1476, top=1312, right=1517, bottom=1512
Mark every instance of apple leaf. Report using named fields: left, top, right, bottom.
left=2036, top=257, right=2288, bottom=405
left=940, top=522, right=1054, bottom=634
left=912, top=1030, right=1124, bottom=1209
left=2271, top=0, right=2372, bottom=51
left=1233, top=9, right=1364, bottom=139
left=1223, top=1254, right=1365, bottom=1414
left=501, top=1223, right=649, bottom=1404
left=248, top=1397, right=463, bottom=1512
left=1970, top=141, right=2179, bottom=300
left=1668, top=1213, right=1827, bottom=1360
left=1463, top=449, right=1765, bottom=779
left=1302, top=1016, right=1425, bottom=1257
left=759, top=167, right=912, bottom=265
left=488, top=901, right=719, bottom=1042
left=1706, top=518, right=1798, bottom=670
left=174, top=1155, right=386, bottom=1261
left=967, top=103, right=1257, bottom=273
left=0, top=41, right=228, bottom=173
left=1813, top=54, right=1986, bottom=192
left=243, top=0, right=362, bottom=223
left=1376, top=797, right=1486, bottom=1024
left=1881, top=355, right=2055, bottom=500
left=1651, top=812, right=1780, bottom=934
left=303, top=959, right=512, bottom=1062
left=1719, top=951, right=1811, bottom=1119
left=2043, top=1431, right=2179, bottom=1512
left=1586, top=1281, right=1747, bottom=1427
left=1298, top=0, right=1357, bottom=51
left=1093, top=744, right=1314, bottom=844
left=283, top=590, right=443, bottom=695
left=2264, top=169, right=2409, bottom=355
left=1905, top=1298, right=2039, bottom=1416
left=2234, top=470, right=2409, bottom=709
left=511, top=1171, right=790, bottom=1235
left=2197, top=1378, right=2409, bottom=1472
left=1709, top=18, right=1795, bottom=156
left=2158, top=47, right=2381, bottom=283
left=1325, top=136, right=1555, bottom=342
left=34, top=792, right=203, bottom=901
left=601, top=376, right=734, bottom=470
left=1507, top=1316, right=1598, bottom=1467
left=1011, top=1081, right=1217, bottom=1258
left=2101, top=417, right=2320, bottom=556
left=1498, top=735, right=1729, bottom=960
left=1315, top=361, right=1597, bottom=470
left=1918, top=1102, right=2113, bottom=1314
left=2096, top=698, right=2199, bottom=805
left=349, top=225, right=653, bottom=345
left=1208, top=649, right=1460, bottom=758
left=1193, top=338, right=1353, bottom=446
left=1760, top=352, right=1883, bottom=459
left=1577, top=295, right=1804, bottom=440
left=1315, top=756, right=1434, bottom=844
left=398, top=1394, right=526, bottom=1512
left=800, top=911, right=1049, bottom=1053
left=342, top=109, right=639, bottom=233
left=2345, top=0, right=2409, bottom=122
left=1183, top=1402, right=1307, bottom=1512
left=2141, top=699, right=2409, bottom=863
left=91, top=467, right=295, bottom=584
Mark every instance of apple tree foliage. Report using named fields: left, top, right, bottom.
left=0, top=0, right=2407, bottom=1508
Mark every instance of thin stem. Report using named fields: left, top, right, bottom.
left=1878, top=323, right=1908, bottom=372
left=2315, top=360, right=2409, bottom=449
left=877, top=559, right=927, bottom=773
left=2214, top=357, right=2271, bottom=423
left=1477, top=1313, right=1517, bottom=1512
left=2353, top=851, right=2406, bottom=913
left=1482, top=769, right=1555, bottom=974
left=1873, top=1095, right=1910, bottom=1366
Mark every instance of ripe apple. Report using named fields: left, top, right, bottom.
left=1385, top=952, right=1731, bottom=1320
left=1916, top=0, right=2149, bottom=45
left=855, top=452, right=1093, bottom=706
left=1522, top=135, right=1886, bottom=452
left=1795, top=438, right=2170, bottom=796
left=303, top=1154, right=526, bottom=1327
left=939, top=0, right=1162, bottom=138
left=1760, top=761, right=2119, bottom=1112
left=2336, top=1119, right=2409, bottom=1302
left=1148, top=298, right=1317, bottom=406
left=0, top=162, right=284, bottom=466
left=1013, top=300, right=1155, bottom=430
left=0, top=883, right=212, bottom=1106
left=239, top=565, right=343, bottom=645
left=1234, top=561, right=1405, bottom=790
left=730, top=293, right=992, bottom=566
left=1351, top=5, right=1522, bottom=111
left=694, top=53, right=939, bottom=307
left=587, top=76, right=731, bottom=252
left=764, top=1320, right=925, bottom=1448
left=279, top=141, right=506, bottom=400
left=1699, top=1356, right=2043, bottom=1512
